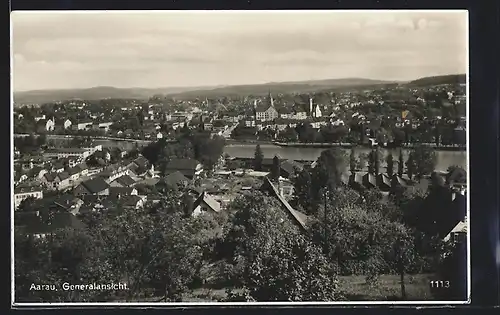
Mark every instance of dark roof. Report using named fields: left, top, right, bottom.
left=114, top=175, right=136, bottom=187
left=14, top=185, right=43, bottom=194
left=133, top=156, right=149, bottom=169
left=163, top=171, right=190, bottom=187
left=57, top=172, right=70, bottom=181
left=280, top=160, right=304, bottom=176
left=363, top=173, right=377, bottom=187
left=278, top=107, right=292, bottom=114
left=260, top=177, right=308, bottom=231
left=20, top=212, right=86, bottom=235
left=193, top=191, right=221, bottom=213
left=109, top=186, right=135, bottom=196
left=43, top=172, right=57, bottom=182
left=165, top=158, right=200, bottom=171
left=119, top=195, right=143, bottom=207
left=81, top=177, right=109, bottom=194
left=67, top=167, right=80, bottom=176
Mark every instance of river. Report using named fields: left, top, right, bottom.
left=223, top=144, right=467, bottom=172
left=87, top=140, right=466, bottom=172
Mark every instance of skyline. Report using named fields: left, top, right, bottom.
left=12, top=10, right=468, bottom=92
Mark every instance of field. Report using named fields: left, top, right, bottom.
left=181, top=273, right=435, bottom=302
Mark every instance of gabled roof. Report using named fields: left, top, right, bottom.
left=363, top=173, right=377, bottom=188
left=57, top=172, right=70, bottom=181
left=43, top=172, right=58, bottom=182
left=67, top=167, right=80, bottom=176
left=163, top=171, right=190, bottom=187
left=280, top=160, right=304, bottom=175
left=21, top=212, right=86, bottom=235
left=260, top=177, right=308, bottom=231
left=119, top=195, right=143, bottom=208
left=166, top=158, right=200, bottom=171
left=14, top=185, right=43, bottom=194
left=109, top=186, right=136, bottom=196
left=114, top=174, right=136, bottom=187
left=81, top=177, right=109, bottom=194
left=193, top=191, right=221, bottom=213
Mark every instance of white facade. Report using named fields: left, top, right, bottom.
left=14, top=189, right=43, bottom=209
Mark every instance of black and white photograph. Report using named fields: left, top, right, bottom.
left=11, top=10, right=468, bottom=305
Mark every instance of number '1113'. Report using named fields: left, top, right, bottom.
left=430, top=281, right=450, bottom=288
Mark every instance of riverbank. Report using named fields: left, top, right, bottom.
left=272, top=141, right=466, bottom=151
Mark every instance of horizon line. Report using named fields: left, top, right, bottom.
left=12, top=73, right=466, bottom=93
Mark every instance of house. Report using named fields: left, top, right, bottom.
left=292, top=105, right=308, bottom=120
left=100, top=163, right=129, bottom=183
left=255, top=93, right=278, bottom=122
left=67, top=166, right=81, bottom=182
left=443, top=218, right=467, bottom=243
left=192, top=191, right=222, bottom=217
left=63, top=119, right=72, bottom=129
left=55, top=172, right=72, bottom=190
left=109, top=186, right=138, bottom=198
left=363, top=173, right=377, bottom=189
left=76, top=120, right=94, bottom=131
left=118, top=195, right=144, bottom=209
left=260, top=177, right=308, bottom=232
left=377, top=173, right=392, bottom=191
left=278, top=107, right=293, bottom=119
left=109, top=174, right=136, bottom=187
left=43, top=148, right=91, bottom=160
left=280, top=160, right=304, bottom=179
left=164, top=158, right=203, bottom=179
left=161, top=171, right=191, bottom=189
left=73, top=177, right=110, bottom=196
left=14, top=186, right=43, bottom=209
left=17, top=211, right=86, bottom=238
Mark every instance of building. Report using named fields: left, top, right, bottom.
left=192, top=191, right=222, bottom=217
left=14, top=186, right=43, bottom=209
left=43, top=148, right=92, bottom=160
left=255, top=93, right=279, bottom=122
left=309, top=98, right=322, bottom=118
left=164, top=158, right=203, bottom=179
left=63, top=119, right=72, bottom=129
left=73, top=177, right=110, bottom=196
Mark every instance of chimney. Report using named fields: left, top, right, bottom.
left=309, top=98, right=313, bottom=115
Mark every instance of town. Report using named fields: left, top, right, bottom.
left=13, top=76, right=467, bottom=303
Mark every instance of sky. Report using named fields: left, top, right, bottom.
left=11, top=10, right=468, bottom=92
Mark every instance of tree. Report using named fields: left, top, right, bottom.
left=292, top=169, right=315, bottom=214
left=349, top=148, right=357, bottom=174
left=243, top=235, right=341, bottom=301
left=406, top=152, right=415, bottom=179
left=398, top=149, right=404, bottom=177
left=411, top=145, right=437, bottom=180
left=386, top=152, right=394, bottom=177
left=253, top=145, right=264, bottom=171
left=313, top=148, right=347, bottom=191
left=270, top=155, right=281, bottom=181
left=222, top=193, right=340, bottom=301
left=367, top=148, right=382, bottom=175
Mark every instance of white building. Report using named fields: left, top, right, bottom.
left=14, top=186, right=44, bottom=209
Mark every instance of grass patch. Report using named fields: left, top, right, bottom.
left=339, top=273, right=435, bottom=301
left=182, top=274, right=435, bottom=302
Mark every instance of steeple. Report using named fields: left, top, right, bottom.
left=268, top=91, right=274, bottom=107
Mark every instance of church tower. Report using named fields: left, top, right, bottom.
left=268, top=91, right=274, bottom=107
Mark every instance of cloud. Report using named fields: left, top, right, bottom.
left=11, top=11, right=468, bottom=91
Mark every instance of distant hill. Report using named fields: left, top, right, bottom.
left=166, top=78, right=397, bottom=99
left=13, top=85, right=224, bottom=105
left=406, top=74, right=466, bottom=87
left=13, top=77, right=408, bottom=104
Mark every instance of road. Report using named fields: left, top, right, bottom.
left=14, top=133, right=154, bottom=145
